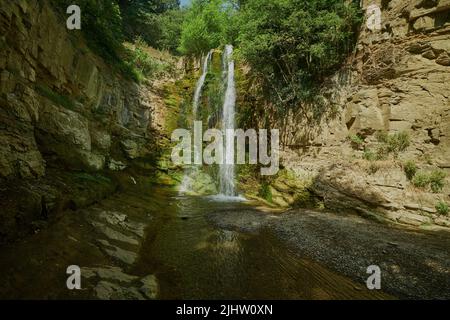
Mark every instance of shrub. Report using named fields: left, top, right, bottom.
left=412, top=172, right=430, bottom=189
left=235, top=0, right=362, bottom=120
left=375, top=145, right=389, bottom=160
left=391, top=132, right=410, bottom=153
left=259, top=182, right=273, bottom=203
left=363, top=149, right=377, bottom=161
left=121, top=1, right=182, bottom=53
left=375, top=131, right=410, bottom=157
left=178, top=0, right=228, bottom=55
left=435, top=201, right=449, bottom=216
left=404, top=161, right=417, bottom=181
left=368, top=162, right=380, bottom=174
left=52, top=0, right=124, bottom=63
left=375, top=131, right=389, bottom=143
left=429, top=170, right=446, bottom=193
left=124, top=38, right=172, bottom=82
left=349, top=134, right=364, bottom=149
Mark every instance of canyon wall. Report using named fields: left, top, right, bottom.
left=0, top=0, right=170, bottom=241
left=0, top=0, right=167, bottom=179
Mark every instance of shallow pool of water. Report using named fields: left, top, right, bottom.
left=0, top=186, right=390, bottom=299
left=131, top=192, right=388, bottom=299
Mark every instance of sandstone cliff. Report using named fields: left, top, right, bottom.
left=275, top=0, right=450, bottom=228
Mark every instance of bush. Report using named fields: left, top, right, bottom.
left=349, top=134, right=364, bottom=149
left=435, top=201, right=449, bottom=216
left=121, top=1, right=184, bottom=54
left=375, top=146, right=389, bottom=161
left=404, top=161, right=417, bottom=181
left=368, top=162, right=380, bottom=174
left=35, top=85, right=76, bottom=110
left=412, top=172, right=430, bottom=189
left=124, top=38, right=172, bottom=82
left=411, top=169, right=447, bottom=192
left=363, top=149, right=377, bottom=161
left=259, top=182, right=273, bottom=203
left=375, top=131, right=389, bottom=143
left=178, top=0, right=228, bottom=55
left=391, top=132, right=410, bottom=153
left=52, top=0, right=124, bottom=62
left=429, top=170, right=446, bottom=193
left=376, top=131, right=410, bottom=156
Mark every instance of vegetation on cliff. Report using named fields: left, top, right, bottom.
left=51, top=0, right=361, bottom=109
left=51, top=0, right=183, bottom=81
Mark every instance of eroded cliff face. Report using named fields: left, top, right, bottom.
left=277, top=0, right=450, bottom=228
left=0, top=0, right=174, bottom=241
left=0, top=0, right=166, bottom=178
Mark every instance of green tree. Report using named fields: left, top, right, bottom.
left=157, top=9, right=186, bottom=52
left=235, top=0, right=362, bottom=115
left=120, top=0, right=182, bottom=49
left=178, top=0, right=230, bottom=56
left=52, top=0, right=124, bottom=62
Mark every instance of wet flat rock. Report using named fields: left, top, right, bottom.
left=82, top=266, right=159, bottom=300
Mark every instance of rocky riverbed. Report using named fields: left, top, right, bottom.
left=208, top=208, right=450, bottom=300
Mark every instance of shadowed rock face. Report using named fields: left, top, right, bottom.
left=0, top=0, right=159, bottom=180
left=0, top=1, right=176, bottom=241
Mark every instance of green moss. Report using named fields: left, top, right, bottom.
left=73, top=172, right=111, bottom=185
left=293, top=190, right=315, bottom=208
left=349, top=134, right=364, bottom=149
left=35, top=85, right=77, bottom=110
left=436, top=201, right=449, bottom=216
left=258, top=182, right=273, bottom=203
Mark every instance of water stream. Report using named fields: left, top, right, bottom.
left=0, top=185, right=392, bottom=299
left=179, top=46, right=238, bottom=197
left=219, top=45, right=236, bottom=197
left=179, top=51, right=213, bottom=194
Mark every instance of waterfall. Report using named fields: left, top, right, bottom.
left=179, top=51, right=212, bottom=194
left=193, top=51, right=212, bottom=117
left=219, top=45, right=236, bottom=196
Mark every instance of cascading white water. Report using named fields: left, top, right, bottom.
left=179, top=51, right=213, bottom=194
left=219, top=45, right=236, bottom=196
left=193, top=51, right=212, bottom=117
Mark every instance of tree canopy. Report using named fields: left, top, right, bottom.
left=52, top=0, right=362, bottom=105
left=235, top=0, right=362, bottom=112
